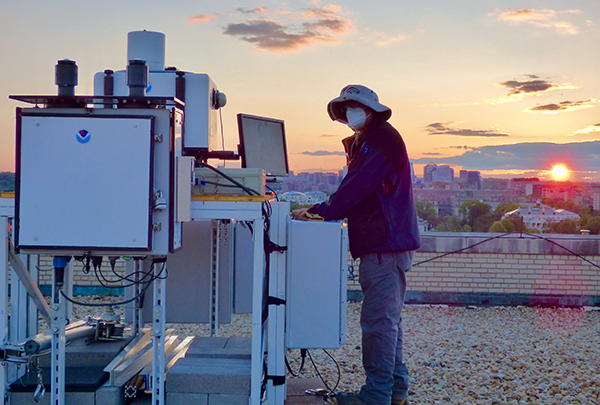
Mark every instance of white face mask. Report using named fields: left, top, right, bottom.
left=346, top=107, right=369, bottom=131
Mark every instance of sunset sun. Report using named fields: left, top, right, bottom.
left=551, top=164, right=569, bottom=180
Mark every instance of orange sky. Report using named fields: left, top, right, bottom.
left=2, top=1, right=600, bottom=181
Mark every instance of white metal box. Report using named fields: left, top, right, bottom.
left=286, top=220, right=348, bottom=349
left=94, top=71, right=220, bottom=152
left=15, top=107, right=184, bottom=256
left=193, top=168, right=265, bottom=196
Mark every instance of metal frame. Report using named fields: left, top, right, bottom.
left=191, top=200, right=266, bottom=405
left=0, top=210, right=10, bottom=403
left=0, top=195, right=300, bottom=405
left=266, top=202, right=290, bottom=403
left=151, top=261, right=167, bottom=405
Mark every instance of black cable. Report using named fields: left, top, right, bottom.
left=200, top=180, right=243, bottom=188
left=59, top=262, right=165, bottom=307
left=266, top=185, right=279, bottom=202
left=306, top=349, right=341, bottom=395
left=93, top=260, right=148, bottom=288
left=197, top=162, right=260, bottom=196
left=413, top=232, right=512, bottom=267
left=89, top=257, right=162, bottom=288
left=523, top=232, right=600, bottom=270
left=284, top=349, right=306, bottom=377
left=219, top=108, right=226, bottom=167
left=59, top=281, right=150, bottom=307
left=413, top=231, right=600, bottom=271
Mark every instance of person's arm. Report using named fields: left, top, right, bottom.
left=310, top=141, right=395, bottom=220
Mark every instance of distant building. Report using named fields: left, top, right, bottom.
left=508, top=178, right=540, bottom=196
left=424, top=163, right=437, bottom=183
left=467, top=171, right=482, bottom=190
left=502, top=204, right=580, bottom=231
left=423, top=163, right=454, bottom=183
left=281, top=191, right=325, bottom=205
left=432, top=165, right=454, bottom=183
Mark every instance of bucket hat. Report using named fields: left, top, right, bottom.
left=327, top=85, right=392, bottom=123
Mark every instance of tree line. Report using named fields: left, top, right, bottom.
left=416, top=199, right=600, bottom=234
left=0, top=173, right=15, bottom=192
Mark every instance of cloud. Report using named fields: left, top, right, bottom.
left=223, top=19, right=339, bottom=51
left=189, top=14, right=218, bottom=23
left=526, top=99, right=596, bottom=114
left=426, top=122, right=510, bottom=138
left=299, top=150, right=347, bottom=156
left=222, top=4, right=353, bottom=52
left=320, top=134, right=338, bottom=137
left=411, top=141, right=600, bottom=172
left=496, top=8, right=581, bottom=34
left=301, top=4, right=344, bottom=18
left=375, top=33, right=409, bottom=46
left=572, top=123, right=600, bottom=135
left=487, top=78, right=578, bottom=104
left=236, top=6, right=266, bottom=14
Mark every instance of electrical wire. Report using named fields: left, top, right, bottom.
left=199, top=180, right=242, bottom=189
left=413, top=231, right=600, bottom=271
left=266, top=185, right=279, bottom=202
left=306, top=349, right=341, bottom=395
left=197, top=162, right=260, bottom=197
left=59, top=262, right=165, bottom=307
left=77, top=257, right=162, bottom=288
left=284, top=349, right=306, bottom=377
left=219, top=108, right=226, bottom=167
left=413, top=232, right=512, bottom=267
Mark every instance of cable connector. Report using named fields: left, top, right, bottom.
left=267, top=296, right=286, bottom=306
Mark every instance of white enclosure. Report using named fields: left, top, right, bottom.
left=286, top=220, right=347, bottom=349
left=17, top=114, right=154, bottom=251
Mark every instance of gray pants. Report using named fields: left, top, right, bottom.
left=358, top=251, right=412, bottom=404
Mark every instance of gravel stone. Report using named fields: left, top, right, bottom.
left=37, top=298, right=600, bottom=404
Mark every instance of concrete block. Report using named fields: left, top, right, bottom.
left=9, top=391, right=94, bottom=405
left=167, top=357, right=251, bottom=395
left=185, top=337, right=228, bottom=357
left=209, top=394, right=249, bottom=405
left=186, top=337, right=251, bottom=359
left=167, top=392, right=209, bottom=405
left=96, top=383, right=127, bottom=405
left=39, top=337, right=132, bottom=368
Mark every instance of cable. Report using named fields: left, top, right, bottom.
left=306, top=349, right=341, bottom=395
left=60, top=278, right=151, bottom=307
left=266, top=185, right=279, bottom=202
left=59, top=262, right=165, bottom=307
left=284, top=349, right=306, bottom=377
left=219, top=108, right=226, bottom=167
left=199, top=180, right=242, bottom=189
left=413, top=232, right=512, bottom=267
left=197, top=162, right=260, bottom=197
left=413, top=231, right=600, bottom=271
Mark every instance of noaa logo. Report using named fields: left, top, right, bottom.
left=343, top=86, right=360, bottom=95
left=76, top=130, right=90, bottom=143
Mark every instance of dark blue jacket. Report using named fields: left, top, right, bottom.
left=309, top=117, right=421, bottom=258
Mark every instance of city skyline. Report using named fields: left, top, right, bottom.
left=1, top=1, right=600, bottom=181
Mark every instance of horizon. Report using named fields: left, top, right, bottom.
left=2, top=1, right=600, bottom=181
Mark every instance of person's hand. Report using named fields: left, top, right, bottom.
left=292, top=208, right=309, bottom=219
left=291, top=208, right=324, bottom=221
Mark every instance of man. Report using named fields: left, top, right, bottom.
left=304, top=85, right=421, bottom=405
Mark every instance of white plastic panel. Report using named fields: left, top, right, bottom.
left=93, top=71, right=219, bottom=151
left=286, top=220, right=346, bottom=349
left=17, top=115, right=153, bottom=250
